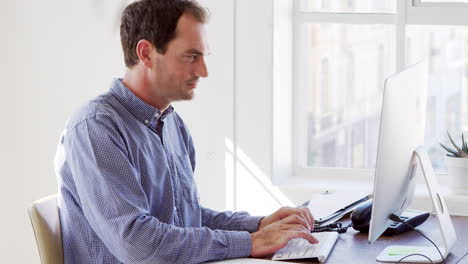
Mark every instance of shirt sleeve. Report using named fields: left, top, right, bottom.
left=65, top=115, right=252, bottom=264
left=201, top=207, right=264, bottom=233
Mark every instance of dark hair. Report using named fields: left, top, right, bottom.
left=120, top=0, right=208, bottom=67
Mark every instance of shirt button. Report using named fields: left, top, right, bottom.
left=144, top=120, right=149, bottom=124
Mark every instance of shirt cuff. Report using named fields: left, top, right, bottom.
left=224, top=231, right=252, bottom=259
left=240, top=216, right=264, bottom=233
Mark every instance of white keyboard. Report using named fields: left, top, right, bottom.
left=272, top=232, right=339, bottom=262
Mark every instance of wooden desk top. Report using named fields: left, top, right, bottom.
left=293, top=215, right=468, bottom=264
left=210, top=215, right=468, bottom=264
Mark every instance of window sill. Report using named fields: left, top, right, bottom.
left=412, top=185, right=468, bottom=216
left=278, top=176, right=468, bottom=216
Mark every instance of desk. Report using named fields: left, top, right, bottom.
left=210, top=215, right=468, bottom=264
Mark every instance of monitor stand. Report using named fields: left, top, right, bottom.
left=376, top=146, right=457, bottom=263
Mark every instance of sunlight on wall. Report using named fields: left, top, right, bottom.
left=225, top=138, right=294, bottom=216
left=225, top=147, right=235, bottom=211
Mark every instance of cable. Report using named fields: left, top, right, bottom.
left=312, top=222, right=352, bottom=234
left=455, top=252, right=468, bottom=264
left=390, top=214, right=446, bottom=264
left=396, top=254, right=434, bottom=264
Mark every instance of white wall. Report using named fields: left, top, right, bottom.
left=1, top=1, right=126, bottom=262
left=0, top=0, right=266, bottom=263
left=175, top=0, right=235, bottom=212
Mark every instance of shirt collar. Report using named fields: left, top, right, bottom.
left=110, top=78, right=174, bottom=126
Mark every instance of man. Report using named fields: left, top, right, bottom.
left=55, top=0, right=318, bottom=263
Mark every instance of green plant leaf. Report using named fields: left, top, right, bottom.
left=440, top=143, right=460, bottom=157
left=447, top=131, right=464, bottom=156
left=463, top=133, right=468, bottom=152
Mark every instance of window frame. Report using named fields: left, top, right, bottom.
left=272, top=0, right=468, bottom=184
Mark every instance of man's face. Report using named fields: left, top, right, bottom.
left=151, top=13, right=209, bottom=105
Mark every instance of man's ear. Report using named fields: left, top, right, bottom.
left=135, top=39, right=154, bottom=68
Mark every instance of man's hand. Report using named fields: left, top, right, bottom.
left=258, top=206, right=315, bottom=231
left=250, top=214, right=319, bottom=257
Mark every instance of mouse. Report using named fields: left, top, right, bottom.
left=351, top=199, right=373, bottom=232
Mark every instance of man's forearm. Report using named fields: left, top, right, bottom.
left=201, top=207, right=263, bottom=232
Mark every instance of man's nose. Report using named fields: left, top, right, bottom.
left=194, top=57, right=208, bottom=78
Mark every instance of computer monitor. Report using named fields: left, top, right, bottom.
left=368, top=61, right=456, bottom=263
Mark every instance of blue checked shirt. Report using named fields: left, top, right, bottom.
left=54, top=78, right=263, bottom=263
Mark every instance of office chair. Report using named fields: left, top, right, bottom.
left=28, top=194, right=63, bottom=264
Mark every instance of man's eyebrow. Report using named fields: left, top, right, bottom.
left=184, top=49, right=210, bottom=56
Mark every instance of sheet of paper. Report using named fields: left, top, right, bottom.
left=307, top=191, right=371, bottom=221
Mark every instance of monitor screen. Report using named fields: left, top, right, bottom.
left=368, top=61, right=428, bottom=244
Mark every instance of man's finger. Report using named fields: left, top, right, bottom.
left=297, top=208, right=311, bottom=231
left=278, top=223, right=306, bottom=231
left=280, top=214, right=310, bottom=229
left=285, top=230, right=319, bottom=244
left=297, top=209, right=312, bottom=230
left=277, top=206, right=299, bottom=219
left=301, top=232, right=319, bottom=244
left=276, top=207, right=315, bottom=230
left=301, top=208, right=315, bottom=231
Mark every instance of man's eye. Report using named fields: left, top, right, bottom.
left=186, top=55, right=198, bottom=62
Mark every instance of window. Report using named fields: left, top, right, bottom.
left=296, top=22, right=395, bottom=171
left=420, top=0, right=468, bottom=2
left=300, top=0, right=395, bottom=13
left=285, top=0, right=468, bottom=181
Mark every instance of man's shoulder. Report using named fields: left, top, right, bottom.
left=67, top=92, right=121, bottom=130
left=171, top=111, right=184, bottom=125
left=170, top=111, right=191, bottom=132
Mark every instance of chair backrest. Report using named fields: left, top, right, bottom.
left=28, top=194, right=63, bottom=264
